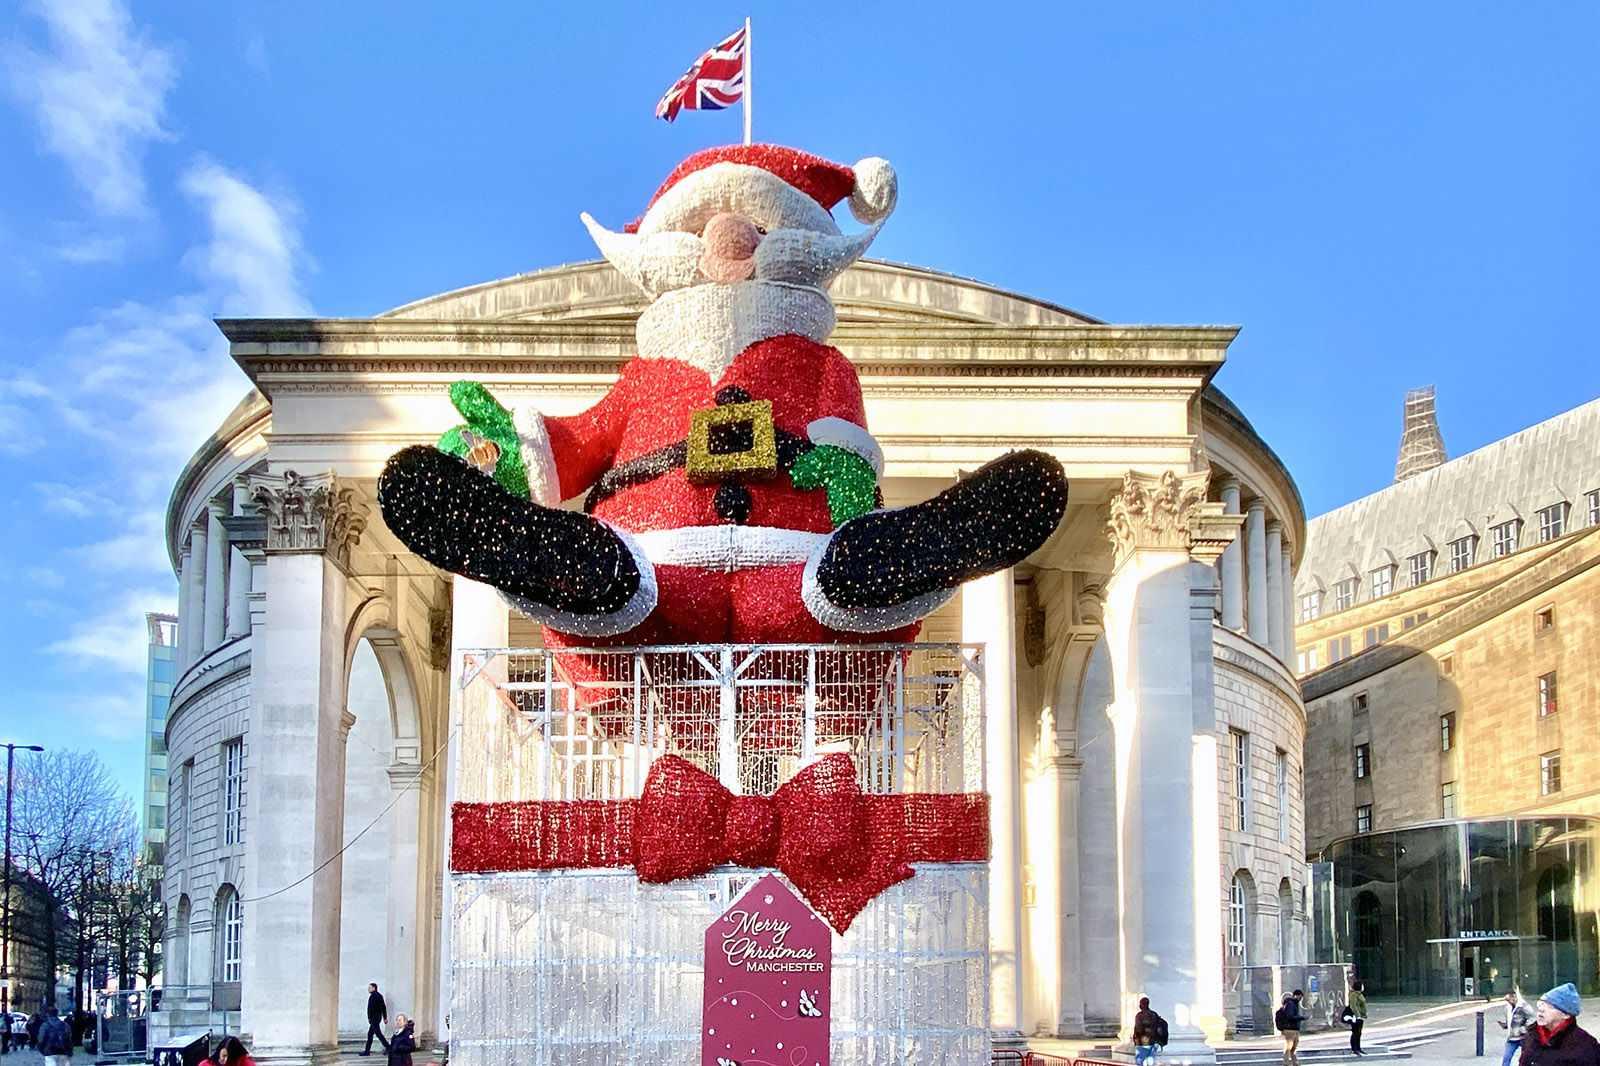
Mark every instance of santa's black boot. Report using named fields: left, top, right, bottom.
left=815, top=449, right=1068, bottom=610
left=378, top=445, right=641, bottom=615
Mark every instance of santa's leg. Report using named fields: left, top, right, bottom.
left=803, top=449, right=1068, bottom=631
left=378, top=445, right=656, bottom=631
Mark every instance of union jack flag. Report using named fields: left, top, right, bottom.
left=655, top=25, right=746, bottom=122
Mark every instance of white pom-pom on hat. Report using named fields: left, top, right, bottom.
left=849, top=157, right=897, bottom=224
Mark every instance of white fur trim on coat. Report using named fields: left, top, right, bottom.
left=501, top=522, right=659, bottom=637
left=805, top=417, right=884, bottom=477
left=639, top=162, right=842, bottom=239
left=636, top=280, right=836, bottom=380
left=513, top=404, right=561, bottom=507
left=800, top=539, right=956, bottom=633
left=632, top=525, right=827, bottom=570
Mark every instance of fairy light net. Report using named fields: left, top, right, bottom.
left=450, top=642, right=990, bottom=1066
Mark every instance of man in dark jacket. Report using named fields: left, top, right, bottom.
left=1521, top=983, right=1600, bottom=1066
left=362, top=983, right=389, bottom=1056
left=1277, top=991, right=1305, bottom=1066
left=37, top=1005, right=72, bottom=1066
left=1132, top=997, right=1166, bottom=1065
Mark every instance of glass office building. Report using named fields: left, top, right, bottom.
left=1316, top=818, right=1600, bottom=997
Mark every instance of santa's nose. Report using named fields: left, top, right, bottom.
left=699, top=212, right=761, bottom=283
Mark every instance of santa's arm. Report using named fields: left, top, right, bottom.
left=515, top=370, right=637, bottom=506
left=791, top=347, right=884, bottom=526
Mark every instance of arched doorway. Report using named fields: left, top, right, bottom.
left=1278, top=879, right=1295, bottom=964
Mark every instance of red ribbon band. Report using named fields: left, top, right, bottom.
left=451, top=752, right=989, bottom=931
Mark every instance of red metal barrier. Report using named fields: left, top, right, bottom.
left=1025, top=1053, right=1075, bottom=1066
left=992, top=1051, right=1027, bottom=1066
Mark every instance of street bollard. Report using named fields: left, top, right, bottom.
left=1477, top=1010, right=1486, bottom=1056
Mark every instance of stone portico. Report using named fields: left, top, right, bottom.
left=156, top=260, right=1305, bottom=1064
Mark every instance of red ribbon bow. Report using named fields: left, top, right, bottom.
left=451, top=753, right=990, bottom=931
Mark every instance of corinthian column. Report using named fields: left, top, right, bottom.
left=1102, top=470, right=1241, bottom=1066
left=241, top=470, right=367, bottom=1066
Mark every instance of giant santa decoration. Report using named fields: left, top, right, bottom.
left=377, top=144, right=1069, bottom=648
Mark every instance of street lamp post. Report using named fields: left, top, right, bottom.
left=0, top=743, right=43, bottom=1056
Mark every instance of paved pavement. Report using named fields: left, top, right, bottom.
left=1030, top=999, right=1529, bottom=1066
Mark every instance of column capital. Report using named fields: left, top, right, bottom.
left=1245, top=498, right=1267, bottom=516
left=1265, top=517, right=1284, bottom=534
left=248, top=470, right=367, bottom=570
left=1107, top=469, right=1242, bottom=569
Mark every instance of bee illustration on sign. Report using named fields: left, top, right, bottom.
left=717, top=1058, right=740, bottom=1066
left=798, top=990, right=822, bottom=1018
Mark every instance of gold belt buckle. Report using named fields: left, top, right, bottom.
left=686, top=399, right=779, bottom=483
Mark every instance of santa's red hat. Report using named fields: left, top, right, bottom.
left=628, top=144, right=896, bottom=235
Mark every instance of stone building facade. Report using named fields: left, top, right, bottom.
left=155, top=259, right=1305, bottom=1063
left=1293, top=396, right=1600, bottom=995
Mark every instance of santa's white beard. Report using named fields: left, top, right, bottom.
left=636, top=279, right=837, bottom=380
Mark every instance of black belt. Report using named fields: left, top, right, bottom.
left=583, top=431, right=815, bottom=515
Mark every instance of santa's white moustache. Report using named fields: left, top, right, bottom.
left=582, top=213, right=882, bottom=299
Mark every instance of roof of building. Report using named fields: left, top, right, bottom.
left=1296, top=396, right=1600, bottom=595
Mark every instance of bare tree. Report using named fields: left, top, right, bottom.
left=8, top=750, right=140, bottom=1005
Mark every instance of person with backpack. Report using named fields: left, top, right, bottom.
left=1348, top=979, right=1369, bottom=1055
left=388, top=1014, right=416, bottom=1066
left=1132, top=996, right=1168, bottom=1065
left=36, top=1005, right=73, bottom=1066
left=1501, top=990, right=1535, bottom=1066
left=1276, top=990, right=1304, bottom=1066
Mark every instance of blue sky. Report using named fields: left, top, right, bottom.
left=2, top=1, right=1597, bottom=799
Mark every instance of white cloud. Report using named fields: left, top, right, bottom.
left=23, top=566, right=65, bottom=589
left=45, top=585, right=174, bottom=676
left=181, top=157, right=312, bottom=316
left=9, top=0, right=176, bottom=218
left=34, top=480, right=114, bottom=518
left=55, top=688, right=144, bottom=741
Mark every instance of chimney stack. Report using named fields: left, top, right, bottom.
left=1395, top=386, right=1447, bottom=482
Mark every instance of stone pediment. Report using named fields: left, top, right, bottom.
left=380, top=258, right=1101, bottom=328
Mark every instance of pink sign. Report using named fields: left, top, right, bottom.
left=702, top=874, right=832, bottom=1066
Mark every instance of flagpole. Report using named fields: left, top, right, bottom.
left=743, top=16, right=752, bottom=145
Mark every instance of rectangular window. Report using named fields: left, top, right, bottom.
left=1537, top=606, right=1555, bottom=631
left=1354, top=743, right=1371, bottom=779
left=1541, top=751, right=1562, bottom=796
left=1441, top=713, right=1456, bottom=751
left=1440, top=654, right=1454, bottom=677
left=1352, top=691, right=1370, bottom=713
left=1227, top=880, right=1247, bottom=958
left=181, top=759, right=193, bottom=856
left=1409, top=552, right=1433, bottom=586
left=1492, top=521, right=1520, bottom=558
left=1356, top=805, right=1372, bottom=833
left=1299, top=592, right=1322, bottom=622
left=223, top=739, right=244, bottom=846
left=1539, top=503, right=1566, bottom=543
left=1539, top=672, right=1558, bottom=717
left=1231, top=730, right=1249, bottom=831
left=1370, top=566, right=1394, bottom=599
left=1276, top=749, right=1290, bottom=844
left=1450, top=537, right=1474, bottom=573
left=1441, top=781, right=1458, bottom=818
left=1588, top=489, right=1600, bottom=527
left=1335, top=579, right=1358, bottom=611
left=1363, top=623, right=1390, bottom=649
left=1328, top=634, right=1353, bottom=664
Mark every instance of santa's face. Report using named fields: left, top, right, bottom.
left=582, top=160, right=883, bottom=301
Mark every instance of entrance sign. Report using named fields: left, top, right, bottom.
left=703, top=874, right=832, bottom=1066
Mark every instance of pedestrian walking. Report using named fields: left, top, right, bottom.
left=1520, top=983, right=1600, bottom=1066
left=37, top=1005, right=72, bottom=1066
left=363, top=983, right=390, bottom=1056
left=1276, top=990, right=1304, bottom=1066
left=388, top=1014, right=416, bottom=1066
left=1348, top=979, right=1368, bottom=1056
left=1132, top=996, right=1168, bottom=1065
left=1501, top=990, right=1535, bottom=1066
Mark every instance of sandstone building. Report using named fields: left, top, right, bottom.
left=1294, top=395, right=1600, bottom=996
left=153, top=259, right=1307, bottom=1063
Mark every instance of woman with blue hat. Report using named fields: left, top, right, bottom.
left=1520, top=983, right=1600, bottom=1066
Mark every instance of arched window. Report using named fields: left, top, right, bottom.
left=1278, top=879, right=1295, bottom=963
left=216, top=885, right=243, bottom=984
left=1229, top=872, right=1256, bottom=964
left=172, top=895, right=191, bottom=987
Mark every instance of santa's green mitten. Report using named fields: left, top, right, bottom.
left=790, top=445, right=878, bottom=527
left=436, top=381, right=530, bottom=500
